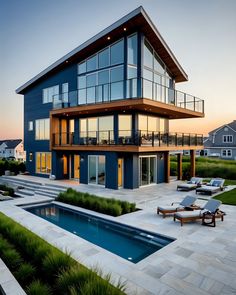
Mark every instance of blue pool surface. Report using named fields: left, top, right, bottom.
left=26, top=203, right=175, bottom=263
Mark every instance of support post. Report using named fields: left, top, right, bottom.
left=164, top=151, right=170, bottom=183
left=190, top=150, right=196, bottom=177
left=177, top=153, right=183, bottom=180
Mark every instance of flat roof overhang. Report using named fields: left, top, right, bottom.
left=16, top=6, right=188, bottom=95
left=50, top=98, right=204, bottom=119
left=51, top=145, right=204, bottom=153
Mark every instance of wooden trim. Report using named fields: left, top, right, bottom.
left=177, top=153, right=183, bottom=180
left=190, top=150, right=196, bottom=177
left=51, top=145, right=203, bottom=153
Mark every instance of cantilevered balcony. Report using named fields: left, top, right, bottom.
left=52, top=78, right=204, bottom=119
left=51, top=131, right=203, bottom=153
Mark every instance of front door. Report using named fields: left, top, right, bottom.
left=118, top=158, right=123, bottom=187
left=63, top=154, right=69, bottom=179
left=74, top=155, right=80, bottom=179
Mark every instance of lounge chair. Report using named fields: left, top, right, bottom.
left=157, top=195, right=198, bottom=218
left=196, top=178, right=225, bottom=195
left=174, top=199, right=225, bottom=226
left=177, top=177, right=202, bottom=191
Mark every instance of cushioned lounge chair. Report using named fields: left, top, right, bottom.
left=174, top=199, right=225, bottom=227
left=157, top=195, right=198, bottom=218
left=196, top=178, right=225, bottom=195
left=177, top=177, right=202, bottom=191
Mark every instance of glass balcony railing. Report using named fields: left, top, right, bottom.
left=52, top=131, right=203, bottom=148
left=52, top=78, right=204, bottom=114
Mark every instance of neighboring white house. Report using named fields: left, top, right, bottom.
left=0, top=139, right=26, bottom=162
left=204, top=120, right=236, bottom=160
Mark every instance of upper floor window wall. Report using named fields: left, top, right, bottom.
left=78, top=38, right=124, bottom=75
left=143, top=38, right=174, bottom=104
left=35, top=118, right=50, bottom=140
left=43, top=85, right=59, bottom=104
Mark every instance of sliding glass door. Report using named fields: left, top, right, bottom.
left=88, top=155, right=105, bottom=185
left=139, top=156, right=156, bottom=186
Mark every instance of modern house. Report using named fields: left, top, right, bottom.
left=204, top=120, right=236, bottom=160
left=16, top=6, right=204, bottom=189
left=0, top=139, right=26, bottom=162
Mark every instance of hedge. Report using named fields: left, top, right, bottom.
left=56, top=188, right=136, bottom=216
left=0, top=212, right=125, bottom=295
left=0, top=160, right=26, bottom=176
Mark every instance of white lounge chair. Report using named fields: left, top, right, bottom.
left=177, top=177, right=202, bottom=191
left=196, top=178, right=225, bottom=195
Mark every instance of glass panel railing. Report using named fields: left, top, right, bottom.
left=52, top=78, right=204, bottom=114
left=52, top=131, right=203, bottom=148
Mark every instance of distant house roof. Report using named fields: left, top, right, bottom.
left=0, top=139, right=22, bottom=149
left=16, top=6, right=188, bottom=95
left=209, top=120, right=236, bottom=135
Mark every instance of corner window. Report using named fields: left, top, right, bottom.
left=28, top=121, right=33, bottom=131
left=223, top=135, right=233, bottom=143
left=128, top=34, right=137, bottom=65
left=35, top=118, right=50, bottom=140
left=36, top=152, right=51, bottom=174
left=43, top=85, right=59, bottom=103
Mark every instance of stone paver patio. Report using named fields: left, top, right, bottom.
left=0, top=175, right=236, bottom=295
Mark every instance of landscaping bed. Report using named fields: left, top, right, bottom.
left=56, top=188, right=136, bottom=216
left=0, top=212, right=125, bottom=295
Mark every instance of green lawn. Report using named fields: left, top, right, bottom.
left=213, top=188, right=236, bottom=205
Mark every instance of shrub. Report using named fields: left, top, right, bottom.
left=26, top=280, right=52, bottom=295
left=57, top=189, right=136, bottom=216
left=14, top=263, right=36, bottom=287
left=0, top=184, right=14, bottom=196
left=42, top=251, right=75, bottom=279
left=2, top=248, right=23, bottom=270
left=0, top=160, right=26, bottom=176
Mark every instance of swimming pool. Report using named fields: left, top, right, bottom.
left=26, top=203, right=174, bottom=263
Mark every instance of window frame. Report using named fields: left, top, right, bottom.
left=222, top=135, right=233, bottom=143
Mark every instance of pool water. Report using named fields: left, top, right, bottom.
left=26, top=203, right=174, bottom=263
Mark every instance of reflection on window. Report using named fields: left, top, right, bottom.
left=87, top=55, right=97, bottom=72
left=128, top=34, right=137, bottom=65
left=88, top=155, right=106, bottom=185
left=138, top=115, right=167, bottom=134
left=35, top=118, right=50, bottom=140
left=43, top=85, right=59, bottom=103
left=119, top=115, right=132, bottom=137
left=36, top=152, right=51, bottom=174
left=98, top=48, right=109, bottom=68
left=144, top=40, right=153, bottom=69
left=111, top=39, right=124, bottom=65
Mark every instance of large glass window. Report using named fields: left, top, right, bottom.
left=138, top=115, right=167, bottom=134
left=88, top=155, right=106, bottom=185
left=87, top=55, right=97, bottom=72
left=110, top=39, right=124, bottom=65
left=99, top=116, right=114, bottom=143
left=119, top=115, right=132, bottom=138
left=128, top=34, right=137, bottom=65
left=110, top=66, right=124, bottom=100
left=43, top=85, right=59, bottom=103
left=35, top=118, right=50, bottom=140
left=98, top=48, right=109, bottom=68
left=144, top=40, right=153, bottom=69
left=36, top=152, right=51, bottom=174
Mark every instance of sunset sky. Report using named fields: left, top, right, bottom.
left=0, top=0, right=235, bottom=139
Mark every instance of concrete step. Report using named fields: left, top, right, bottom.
left=35, top=190, right=58, bottom=199
left=17, top=189, right=35, bottom=196
left=1, top=176, right=41, bottom=186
